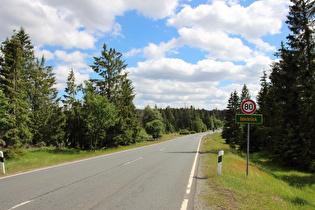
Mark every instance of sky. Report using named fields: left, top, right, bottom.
left=0, top=0, right=291, bottom=110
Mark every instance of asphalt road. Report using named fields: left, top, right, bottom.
left=0, top=132, right=210, bottom=210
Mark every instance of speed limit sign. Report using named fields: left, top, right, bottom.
left=241, top=99, right=256, bottom=114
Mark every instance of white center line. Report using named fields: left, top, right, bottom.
left=160, top=148, right=166, bottom=151
left=9, top=200, right=34, bottom=210
left=124, top=157, right=143, bottom=166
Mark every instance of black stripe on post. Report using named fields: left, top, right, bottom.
left=218, top=156, right=222, bottom=163
left=0, top=157, right=3, bottom=163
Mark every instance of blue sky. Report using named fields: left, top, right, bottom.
left=0, top=0, right=290, bottom=110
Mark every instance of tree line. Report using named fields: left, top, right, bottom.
left=222, top=0, right=315, bottom=171
left=0, top=28, right=223, bottom=152
left=141, top=105, right=224, bottom=137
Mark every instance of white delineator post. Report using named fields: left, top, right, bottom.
left=218, top=150, right=224, bottom=174
left=0, top=151, right=5, bottom=174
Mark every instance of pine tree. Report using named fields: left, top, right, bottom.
left=0, top=28, right=33, bottom=146
left=240, top=84, right=251, bottom=102
left=222, top=91, right=242, bottom=148
left=110, top=76, right=141, bottom=145
left=0, top=90, right=14, bottom=145
left=286, top=0, right=315, bottom=170
left=90, top=44, right=127, bottom=102
left=255, top=70, right=272, bottom=151
left=90, top=44, right=140, bottom=146
left=62, top=69, right=83, bottom=148
left=262, top=0, right=315, bottom=170
left=27, top=57, right=65, bottom=146
left=164, top=106, right=176, bottom=133
left=62, top=69, right=77, bottom=111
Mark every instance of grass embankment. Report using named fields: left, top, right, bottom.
left=198, top=133, right=315, bottom=209
left=1, top=133, right=179, bottom=176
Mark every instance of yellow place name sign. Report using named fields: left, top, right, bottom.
left=235, top=114, right=263, bottom=124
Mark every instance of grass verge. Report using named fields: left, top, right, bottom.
left=1, top=133, right=180, bottom=176
left=197, top=133, right=315, bottom=209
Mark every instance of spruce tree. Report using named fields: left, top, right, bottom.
left=90, top=44, right=140, bottom=146
left=62, top=69, right=84, bottom=148
left=27, top=57, right=65, bottom=146
left=0, top=90, right=14, bottom=145
left=240, top=84, right=251, bottom=102
left=90, top=44, right=127, bottom=102
left=0, top=28, right=33, bottom=146
left=222, top=91, right=242, bottom=148
left=62, top=69, right=77, bottom=111
left=255, top=70, right=272, bottom=151
left=262, top=0, right=315, bottom=170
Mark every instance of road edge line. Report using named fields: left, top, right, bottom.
left=180, top=135, right=203, bottom=210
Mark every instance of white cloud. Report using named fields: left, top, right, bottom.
left=34, top=47, right=55, bottom=60
left=129, top=54, right=270, bottom=84
left=178, top=27, right=252, bottom=61
left=0, top=0, right=96, bottom=48
left=54, top=50, right=90, bottom=70
left=126, top=0, right=179, bottom=19
left=168, top=0, right=289, bottom=42
left=128, top=53, right=270, bottom=109
left=0, top=0, right=181, bottom=49
left=123, top=48, right=142, bottom=57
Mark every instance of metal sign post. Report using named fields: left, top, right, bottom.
left=246, top=124, right=250, bottom=176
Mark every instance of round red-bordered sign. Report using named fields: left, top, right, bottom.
left=241, top=99, right=256, bottom=114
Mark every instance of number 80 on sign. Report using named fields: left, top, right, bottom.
left=241, top=99, right=256, bottom=115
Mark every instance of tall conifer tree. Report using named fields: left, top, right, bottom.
left=90, top=44, right=140, bottom=146
left=222, top=91, right=242, bottom=148
left=262, top=0, right=315, bottom=170
left=0, top=28, right=33, bottom=146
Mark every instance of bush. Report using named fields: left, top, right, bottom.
left=3, top=148, right=27, bottom=160
left=145, top=120, right=165, bottom=137
left=179, top=129, right=190, bottom=135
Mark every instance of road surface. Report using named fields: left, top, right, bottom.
left=0, top=132, right=210, bottom=210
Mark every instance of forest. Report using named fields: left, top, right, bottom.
left=222, top=0, right=315, bottom=171
left=0, top=28, right=223, bottom=152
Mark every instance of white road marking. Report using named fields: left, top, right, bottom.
left=123, top=157, right=143, bottom=165
left=160, top=148, right=166, bottom=151
left=181, top=136, right=202, bottom=210
left=8, top=200, right=34, bottom=210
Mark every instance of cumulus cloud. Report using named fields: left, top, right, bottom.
left=0, top=0, right=180, bottom=49
left=128, top=53, right=271, bottom=109
left=0, top=0, right=96, bottom=48
left=178, top=27, right=252, bottom=61
left=168, top=0, right=289, bottom=43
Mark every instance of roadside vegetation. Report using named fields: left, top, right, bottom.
left=198, top=133, right=315, bottom=209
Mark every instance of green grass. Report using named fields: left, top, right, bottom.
left=1, top=133, right=180, bottom=176
left=198, top=133, right=315, bottom=209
